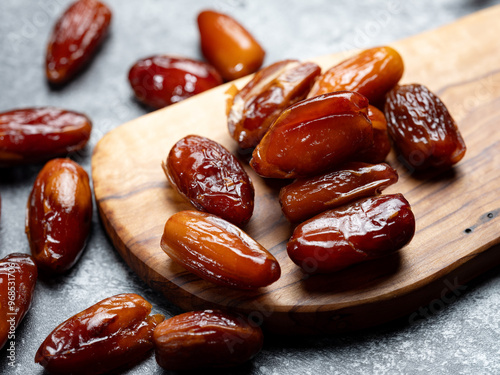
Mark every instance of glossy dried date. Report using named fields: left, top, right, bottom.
left=160, top=210, right=280, bottom=289
left=0, top=253, right=37, bottom=349
left=46, top=0, right=112, bottom=84
left=35, top=293, right=164, bottom=375
left=250, top=91, right=373, bottom=179
left=385, top=84, right=466, bottom=170
left=128, top=55, right=223, bottom=109
left=163, top=135, right=254, bottom=226
left=198, top=10, right=265, bottom=81
left=279, top=162, right=398, bottom=223
left=287, top=194, right=415, bottom=273
left=356, top=105, right=392, bottom=163
left=154, top=310, right=264, bottom=370
left=26, top=158, right=92, bottom=273
left=0, top=107, right=92, bottom=166
left=227, top=59, right=321, bottom=149
left=307, top=46, right=404, bottom=105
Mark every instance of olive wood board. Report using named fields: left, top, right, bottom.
left=92, top=6, right=500, bottom=334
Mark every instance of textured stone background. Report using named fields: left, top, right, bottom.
left=1, top=0, right=500, bottom=374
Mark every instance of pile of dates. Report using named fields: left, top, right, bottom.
left=160, top=45, right=466, bottom=286
left=0, top=0, right=467, bottom=373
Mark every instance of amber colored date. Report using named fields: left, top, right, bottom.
left=307, top=46, right=404, bottom=106
left=250, top=91, right=373, bottom=179
left=35, top=293, right=164, bottom=375
left=154, top=309, right=264, bottom=370
left=279, top=162, right=398, bottom=223
left=287, top=194, right=415, bottom=273
left=46, top=0, right=112, bottom=84
left=385, top=84, right=466, bottom=171
left=198, top=10, right=265, bottom=81
left=0, top=253, right=37, bottom=349
left=128, top=56, right=223, bottom=109
left=26, top=158, right=92, bottom=273
left=356, top=105, right=392, bottom=163
left=163, top=135, right=254, bottom=226
left=0, top=107, right=92, bottom=166
left=160, top=210, right=280, bottom=289
left=227, top=59, right=321, bottom=150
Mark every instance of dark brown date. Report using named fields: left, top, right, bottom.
left=279, top=162, right=398, bottom=223
left=161, top=210, right=281, bottom=289
left=0, top=107, right=92, bottom=166
left=287, top=194, right=415, bottom=273
left=356, top=105, right=392, bottom=163
left=26, top=158, right=92, bottom=273
left=307, top=46, right=404, bottom=106
left=46, top=0, right=112, bottom=84
left=163, top=135, right=254, bottom=226
left=35, top=293, right=164, bottom=375
left=250, top=91, right=373, bottom=179
left=128, top=55, right=223, bottom=109
left=385, top=84, right=466, bottom=170
left=154, top=310, right=264, bottom=370
left=227, top=59, right=321, bottom=149
left=0, top=253, right=37, bottom=349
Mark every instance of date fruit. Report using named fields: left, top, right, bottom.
left=0, top=253, right=37, bottom=349
left=160, top=210, right=280, bottom=289
left=0, top=107, right=92, bottom=166
left=227, top=59, right=321, bottom=149
left=35, top=293, right=164, bottom=375
left=356, top=105, right=392, bottom=163
left=198, top=10, right=265, bottom=81
left=163, top=135, right=254, bottom=226
left=279, top=162, right=398, bottom=223
left=128, top=55, right=223, bottom=109
left=46, top=0, right=112, bottom=84
left=26, top=158, right=92, bottom=273
left=307, top=46, right=404, bottom=106
left=385, top=84, right=466, bottom=170
left=250, top=91, right=373, bottom=179
left=287, top=194, right=415, bottom=273
left=154, top=309, right=264, bottom=370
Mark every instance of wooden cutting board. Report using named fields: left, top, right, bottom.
left=92, top=6, right=500, bottom=334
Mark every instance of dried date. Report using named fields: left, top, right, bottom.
left=356, top=105, right=392, bottom=163
left=227, top=59, right=321, bottom=149
left=163, top=135, right=254, bottom=226
left=160, top=210, right=280, bottom=289
left=154, top=310, right=263, bottom=370
left=26, top=158, right=92, bottom=273
left=0, top=107, right=92, bottom=166
left=0, top=253, right=37, bottom=349
left=128, top=55, right=223, bottom=109
left=287, top=194, right=415, bottom=273
left=385, top=84, right=466, bottom=170
left=307, top=46, right=404, bottom=106
left=46, top=0, right=112, bottom=84
left=198, top=10, right=265, bottom=81
left=279, top=162, right=398, bottom=223
left=250, top=91, right=373, bottom=179
left=35, top=293, right=164, bottom=375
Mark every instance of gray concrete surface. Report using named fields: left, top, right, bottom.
left=1, top=0, right=499, bottom=374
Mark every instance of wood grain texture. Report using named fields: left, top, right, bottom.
left=92, top=6, right=500, bottom=334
